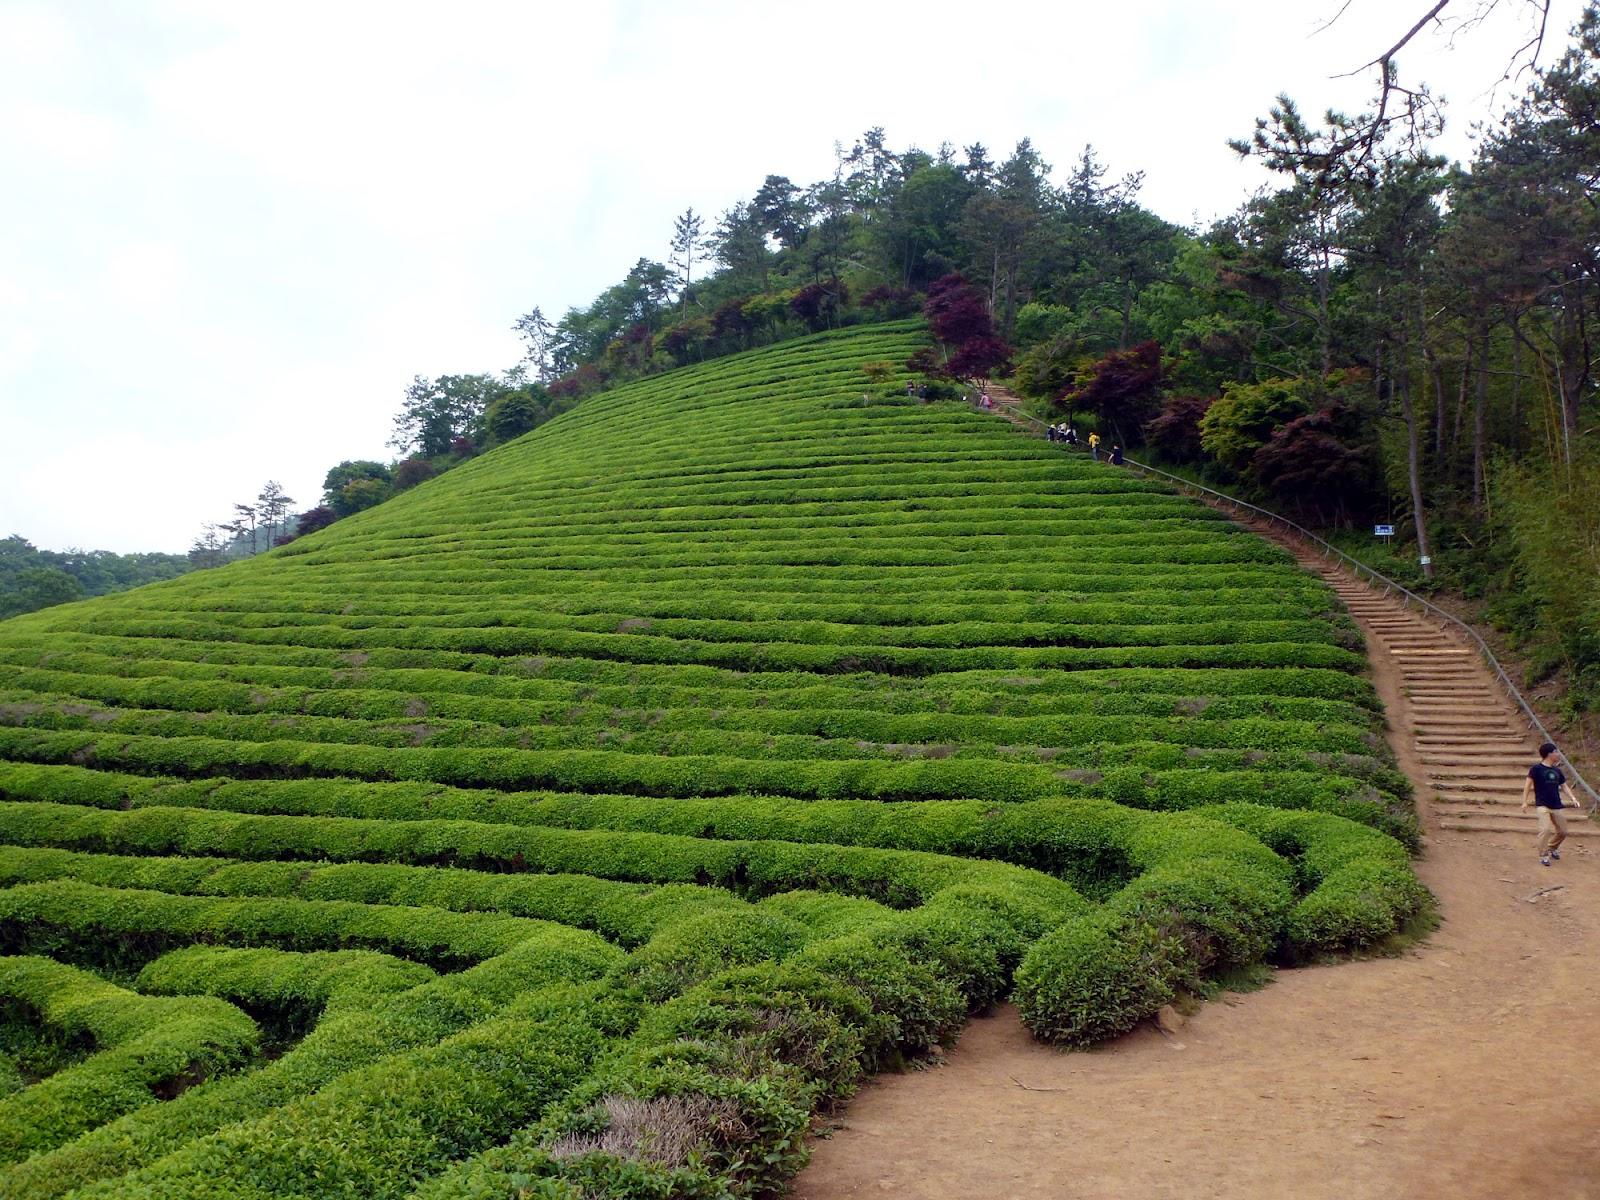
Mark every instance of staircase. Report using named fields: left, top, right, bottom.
left=1321, top=569, right=1592, bottom=838
left=979, top=383, right=1592, bottom=840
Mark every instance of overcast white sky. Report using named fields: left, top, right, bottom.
left=0, top=0, right=1585, bottom=553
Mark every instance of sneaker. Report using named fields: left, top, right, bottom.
left=1540, top=855, right=1552, bottom=867
left=1550, top=848, right=1561, bottom=860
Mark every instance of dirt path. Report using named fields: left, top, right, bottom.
left=791, top=434, right=1600, bottom=1200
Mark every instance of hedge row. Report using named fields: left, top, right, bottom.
left=0, top=879, right=595, bottom=973
left=0, top=693, right=1378, bottom=759
left=0, top=730, right=1401, bottom=827
left=0, top=664, right=1380, bottom=729
left=61, top=597, right=1345, bottom=641
left=0, top=802, right=1089, bottom=913
left=22, top=615, right=1362, bottom=673
left=0, top=846, right=817, bottom=951
left=0, top=651, right=1383, bottom=715
left=0, top=956, right=257, bottom=1163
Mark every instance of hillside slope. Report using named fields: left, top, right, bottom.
left=0, top=322, right=1424, bottom=1198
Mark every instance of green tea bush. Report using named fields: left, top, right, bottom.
left=0, top=956, right=258, bottom=1163
left=1013, top=914, right=1185, bottom=1045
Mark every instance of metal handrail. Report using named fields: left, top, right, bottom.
left=995, top=400, right=1600, bottom=812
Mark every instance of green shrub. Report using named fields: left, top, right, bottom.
left=1013, top=914, right=1184, bottom=1045
left=0, top=957, right=258, bottom=1164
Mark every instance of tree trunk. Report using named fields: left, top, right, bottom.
left=1398, top=349, right=1435, bottom=581
left=1472, top=328, right=1489, bottom=512
left=1511, top=335, right=1522, bottom=435
left=1556, top=274, right=1588, bottom=462
left=1418, top=288, right=1445, bottom=461
left=1316, top=263, right=1332, bottom=379
left=1315, top=219, right=1333, bottom=380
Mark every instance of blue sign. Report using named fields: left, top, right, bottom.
left=1374, top=524, right=1395, bottom=537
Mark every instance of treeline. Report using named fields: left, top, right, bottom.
left=1074, top=9, right=1599, bottom=717
left=185, top=371, right=580, bottom=558
left=0, top=537, right=192, bottom=620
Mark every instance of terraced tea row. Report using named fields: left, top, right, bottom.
left=0, top=323, right=1424, bottom=1198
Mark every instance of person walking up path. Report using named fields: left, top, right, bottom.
left=1088, top=431, right=1101, bottom=461
left=1523, top=742, right=1582, bottom=866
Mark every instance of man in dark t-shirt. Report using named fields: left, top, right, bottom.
left=1521, top=742, right=1580, bottom=866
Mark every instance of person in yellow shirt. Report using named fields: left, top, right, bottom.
left=1088, top=431, right=1101, bottom=461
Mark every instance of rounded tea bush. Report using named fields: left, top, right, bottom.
left=1012, top=914, right=1185, bottom=1045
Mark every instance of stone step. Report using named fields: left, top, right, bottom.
left=1413, top=732, right=1527, bottom=742
left=1415, top=719, right=1515, bottom=728
left=1418, top=753, right=1537, bottom=765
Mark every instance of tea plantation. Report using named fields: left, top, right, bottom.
left=0, top=320, right=1426, bottom=1197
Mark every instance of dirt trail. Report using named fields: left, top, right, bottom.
left=791, top=421, right=1600, bottom=1200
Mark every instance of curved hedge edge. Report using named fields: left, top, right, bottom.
left=69, top=987, right=610, bottom=1200
left=135, top=947, right=436, bottom=1046
left=0, top=938, right=623, bottom=1200
left=1013, top=799, right=1427, bottom=1045
left=0, top=956, right=258, bottom=1166
left=1191, top=802, right=1431, bottom=959
left=409, top=875, right=1075, bottom=1199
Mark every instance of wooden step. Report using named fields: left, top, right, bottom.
left=1437, top=816, right=1597, bottom=837
left=1428, top=780, right=1526, bottom=796
left=1424, top=760, right=1529, bottom=772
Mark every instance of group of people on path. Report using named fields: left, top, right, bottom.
left=1047, top=423, right=1122, bottom=464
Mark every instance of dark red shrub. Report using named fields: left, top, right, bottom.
left=712, top=298, right=753, bottom=340
left=1061, top=341, right=1164, bottom=441
left=393, top=457, right=439, bottom=491
left=861, top=284, right=917, bottom=317
left=922, top=274, right=1012, bottom=383
left=294, top=506, right=337, bottom=537
left=1252, top=401, right=1380, bottom=525
left=1143, top=392, right=1215, bottom=462
left=790, top=281, right=849, bottom=332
